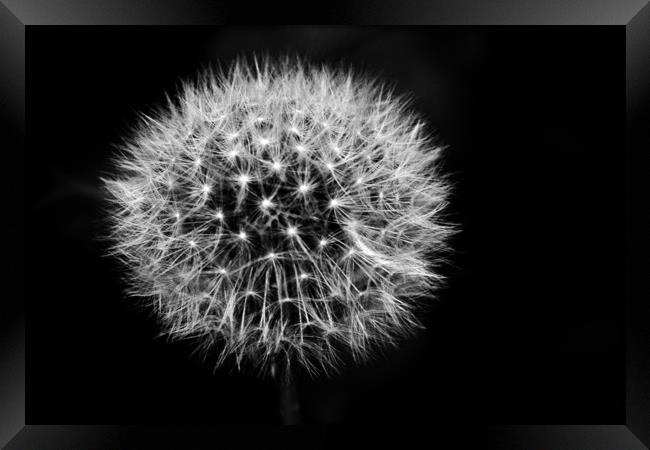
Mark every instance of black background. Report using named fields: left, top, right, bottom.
left=26, top=26, right=624, bottom=424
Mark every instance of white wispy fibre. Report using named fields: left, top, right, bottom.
left=104, top=57, right=454, bottom=376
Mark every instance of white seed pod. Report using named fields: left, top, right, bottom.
left=103, top=56, right=455, bottom=376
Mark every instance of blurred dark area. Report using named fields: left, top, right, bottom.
left=26, top=26, right=624, bottom=424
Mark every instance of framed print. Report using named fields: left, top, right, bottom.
left=1, top=1, right=648, bottom=448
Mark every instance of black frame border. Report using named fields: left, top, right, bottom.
left=1, top=1, right=648, bottom=448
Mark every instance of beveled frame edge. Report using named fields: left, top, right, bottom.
left=0, top=1, right=25, bottom=449
left=626, top=1, right=650, bottom=448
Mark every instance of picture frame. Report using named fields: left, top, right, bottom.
left=1, top=1, right=647, bottom=448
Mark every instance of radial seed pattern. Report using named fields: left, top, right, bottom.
left=104, top=58, right=454, bottom=375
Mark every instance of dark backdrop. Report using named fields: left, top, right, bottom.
left=26, top=26, right=624, bottom=424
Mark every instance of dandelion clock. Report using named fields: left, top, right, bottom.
left=103, top=56, right=454, bottom=424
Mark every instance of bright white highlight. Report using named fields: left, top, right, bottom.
left=329, top=198, right=341, bottom=209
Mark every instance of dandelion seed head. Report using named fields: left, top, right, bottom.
left=103, top=56, right=455, bottom=376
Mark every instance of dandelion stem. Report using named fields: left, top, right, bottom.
left=273, top=358, right=301, bottom=425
